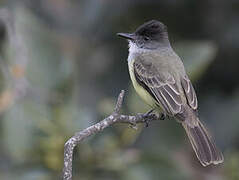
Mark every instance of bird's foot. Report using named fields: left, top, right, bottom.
left=138, top=109, right=157, bottom=127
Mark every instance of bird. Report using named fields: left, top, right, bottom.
left=117, top=20, right=224, bottom=166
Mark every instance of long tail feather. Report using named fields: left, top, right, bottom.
left=182, top=120, right=224, bottom=166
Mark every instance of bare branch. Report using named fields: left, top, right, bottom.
left=62, top=90, right=159, bottom=180
left=114, top=89, right=125, bottom=113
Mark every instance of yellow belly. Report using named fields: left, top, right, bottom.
left=128, top=61, right=158, bottom=109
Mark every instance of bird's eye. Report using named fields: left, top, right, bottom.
left=144, top=36, right=150, bottom=41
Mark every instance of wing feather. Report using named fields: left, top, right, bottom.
left=134, top=61, right=182, bottom=115
left=181, top=75, right=198, bottom=110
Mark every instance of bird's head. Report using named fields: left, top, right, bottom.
left=117, top=20, right=170, bottom=50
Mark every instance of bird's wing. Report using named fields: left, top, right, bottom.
left=133, top=60, right=183, bottom=115
left=181, top=75, right=198, bottom=110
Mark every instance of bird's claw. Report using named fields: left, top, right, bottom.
left=140, top=109, right=157, bottom=127
left=129, top=123, right=138, bottom=130
left=160, top=113, right=166, bottom=120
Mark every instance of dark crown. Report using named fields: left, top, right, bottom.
left=135, top=20, right=167, bottom=37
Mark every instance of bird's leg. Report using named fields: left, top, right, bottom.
left=131, top=110, right=155, bottom=129
left=159, top=113, right=166, bottom=120
left=142, top=109, right=156, bottom=127
left=136, top=109, right=165, bottom=127
left=145, top=109, right=154, bottom=116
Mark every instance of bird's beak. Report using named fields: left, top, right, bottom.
left=117, top=33, right=135, bottom=40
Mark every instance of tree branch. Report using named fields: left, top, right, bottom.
left=62, top=90, right=159, bottom=180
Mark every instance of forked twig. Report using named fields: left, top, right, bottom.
left=63, top=90, right=158, bottom=180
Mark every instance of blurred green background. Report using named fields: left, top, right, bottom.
left=0, top=0, right=238, bottom=180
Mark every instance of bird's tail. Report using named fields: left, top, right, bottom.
left=182, top=119, right=224, bottom=166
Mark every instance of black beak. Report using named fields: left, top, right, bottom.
left=117, top=33, right=135, bottom=40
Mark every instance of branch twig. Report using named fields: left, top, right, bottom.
left=62, top=90, right=159, bottom=180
